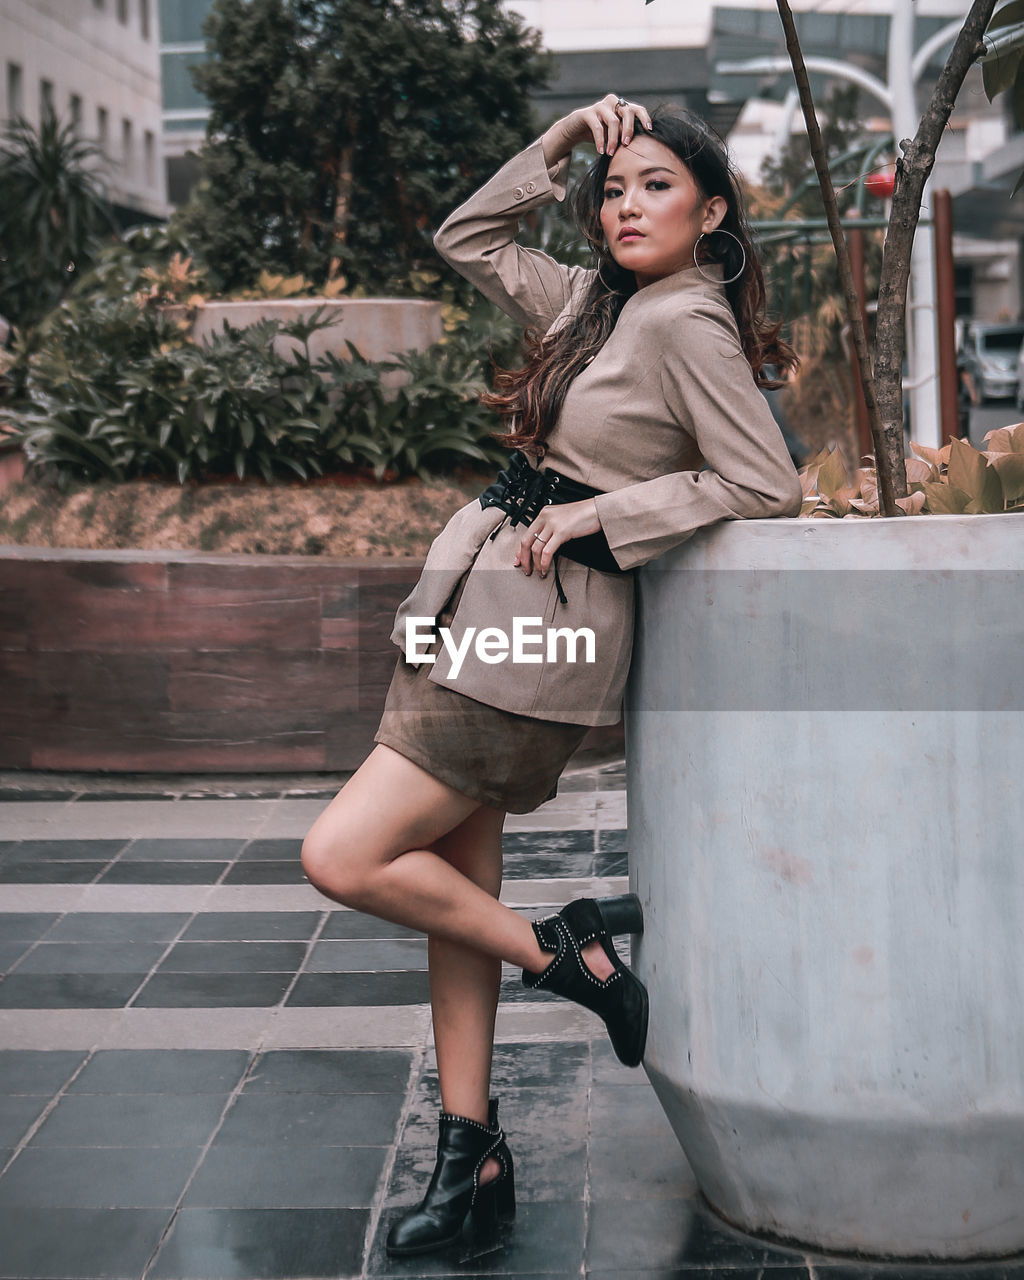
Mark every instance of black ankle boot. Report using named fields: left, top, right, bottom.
left=385, top=1107, right=516, bottom=1257
left=522, top=893, right=648, bottom=1067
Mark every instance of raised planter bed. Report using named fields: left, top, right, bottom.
left=0, top=546, right=620, bottom=773
left=191, top=298, right=443, bottom=370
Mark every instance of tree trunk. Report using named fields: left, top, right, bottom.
left=776, top=0, right=996, bottom=513
left=328, top=111, right=358, bottom=283
left=873, top=0, right=996, bottom=476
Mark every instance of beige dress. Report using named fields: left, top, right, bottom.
left=374, top=137, right=802, bottom=812
left=375, top=572, right=589, bottom=813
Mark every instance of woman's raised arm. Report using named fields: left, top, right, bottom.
left=434, top=96, right=651, bottom=332
left=541, top=94, right=652, bottom=167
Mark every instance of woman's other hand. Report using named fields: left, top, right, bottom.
left=541, top=94, right=653, bottom=168
left=513, top=499, right=602, bottom=578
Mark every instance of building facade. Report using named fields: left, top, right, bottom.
left=0, top=0, right=168, bottom=221
left=158, top=0, right=210, bottom=205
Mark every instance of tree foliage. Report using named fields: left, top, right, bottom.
left=177, top=0, right=550, bottom=294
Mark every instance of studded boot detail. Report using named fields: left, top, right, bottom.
left=385, top=1107, right=516, bottom=1257
left=522, top=893, right=648, bottom=1067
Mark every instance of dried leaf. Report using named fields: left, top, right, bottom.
left=989, top=450, right=1024, bottom=504
left=904, top=457, right=936, bottom=484
left=815, top=446, right=849, bottom=499
left=922, top=481, right=971, bottom=514
left=982, top=425, right=1022, bottom=452
left=948, top=437, right=1004, bottom=512
left=895, top=491, right=926, bottom=516
left=799, top=468, right=819, bottom=499
left=801, top=446, right=838, bottom=471
left=910, top=440, right=945, bottom=467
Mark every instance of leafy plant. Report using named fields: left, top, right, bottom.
left=326, top=340, right=509, bottom=481
left=799, top=422, right=1024, bottom=518
left=0, top=112, right=120, bottom=331
left=7, top=292, right=518, bottom=487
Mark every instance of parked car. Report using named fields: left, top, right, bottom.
left=960, top=321, right=1024, bottom=403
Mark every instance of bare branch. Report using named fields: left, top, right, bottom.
left=873, top=0, right=996, bottom=481
left=775, top=0, right=902, bottom=514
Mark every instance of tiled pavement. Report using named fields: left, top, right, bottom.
left=1, top=766, right=1022, bottom=1280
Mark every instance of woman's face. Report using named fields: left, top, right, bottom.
left=599, top=135, right=727, bottom=288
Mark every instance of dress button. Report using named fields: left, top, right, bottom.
left=513, top=186, right=525, bottom=200
left=526, top=181, right=536, bottom=194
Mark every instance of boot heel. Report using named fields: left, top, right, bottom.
left=595, top=893, right=644, bottom=937
left=472, top=1156, right=516, bottom=1228
left=471, top=1181, right=499, bottom=1230
left=494, top=1161, right=516, bottom=1221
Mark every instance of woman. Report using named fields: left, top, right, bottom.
left=301, top=94, right=801, bottom=1257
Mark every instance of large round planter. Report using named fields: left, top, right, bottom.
left=627, top=512, right=1024, bottom=1259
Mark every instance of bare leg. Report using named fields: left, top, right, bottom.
left=428, top=805, right=506, bottom=1184
left=301, top=744, right=551, bottom=973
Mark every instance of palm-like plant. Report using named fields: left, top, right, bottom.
left=0, top=112, right=120, bottom=333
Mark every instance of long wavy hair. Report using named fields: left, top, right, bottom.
left=483, top=106, right=797, bottom=456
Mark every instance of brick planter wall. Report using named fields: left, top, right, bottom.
left=0, top=547, right=621, bottom=773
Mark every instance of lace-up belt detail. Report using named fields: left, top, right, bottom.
left=478, top=450, right=627, bottom=605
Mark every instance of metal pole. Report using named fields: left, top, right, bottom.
left=889, top=0, right=941, bottom=448
left=933, top=188, right=960, bottom=444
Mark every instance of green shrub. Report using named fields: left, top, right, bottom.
left=8, top=293, right=520, bottom=487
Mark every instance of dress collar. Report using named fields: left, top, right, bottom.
left=630, top=261, right=725, bottom=301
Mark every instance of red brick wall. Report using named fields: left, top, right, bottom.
left=0, top=548, right=621, bottom=773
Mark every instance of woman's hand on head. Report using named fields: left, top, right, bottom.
left=513, top=499, right=602, bottom=578
left=541, top=95, right=653, bottom=168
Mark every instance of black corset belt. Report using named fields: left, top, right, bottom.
left=478, top=450, right=627, bottom=605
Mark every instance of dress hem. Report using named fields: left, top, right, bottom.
left=372, top=732, right=536, bottom=815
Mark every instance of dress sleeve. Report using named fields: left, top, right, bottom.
left=433, top=137, right=593, bottom=332
left=592, top=304, right=803, bottom=571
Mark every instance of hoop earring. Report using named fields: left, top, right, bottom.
left=693, top=228, right=746, bottom=285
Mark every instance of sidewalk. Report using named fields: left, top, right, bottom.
left=0, top=765, right=1015, bottom=1280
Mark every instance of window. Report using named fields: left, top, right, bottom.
left=117, top=0, right=128, bottom=25
left=140, top=0, right=150, bottom=40
left=6, top=63, right=22, bottom=120
left=98, top=105, right=109, bottom=153
left=122, top=117, right=133, bottom=177
left=40, top=79, right=55, bottom=121
left=144, top=129, right=155, bottom=185
left=70, top=94, right=83, bottom=132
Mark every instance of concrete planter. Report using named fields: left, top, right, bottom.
left=627, top=512, right=1024, bottom=1259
